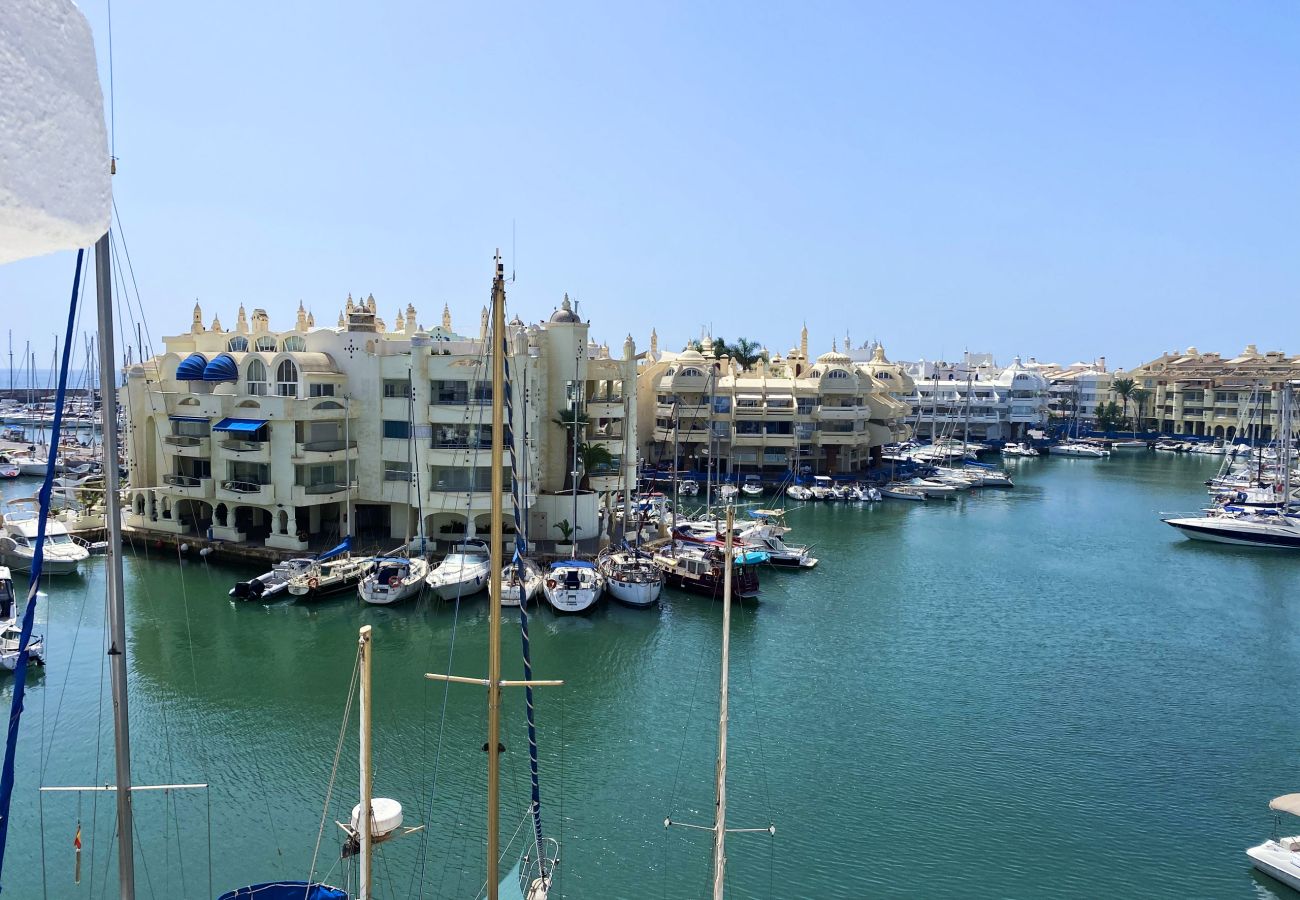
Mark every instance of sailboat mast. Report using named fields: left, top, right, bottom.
left=94, top=231, right=135, bottom=900
left=358, top=625, right=374, bottom=900
left=713, top=505, right=734, bottom=900
left=486, top=253, right=507, bottom=900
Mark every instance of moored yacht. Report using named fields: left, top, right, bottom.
left=1247, top=794, right=1300, bottom=891
left=541, top=559, right=605, bottom=613
left=650, top=542, right=764, bottom=599
left=359, top=555, right=430, bottom=605
left=425, top=540, right=492, bottom=601
left=1053, top=441, right=1110, bottom=458
left=286, top=554, right=376, bottom=601
left=0, top=567, right=42, bottom=671
left=229, top=557, right=316, bottom=601
left=596, top=546, right=663, bottom=608
left=1163, top=507, right=1300, bottom=549
left=499, top=557, right=543, bottom=607
left=0, top=502, right=89, bottom=575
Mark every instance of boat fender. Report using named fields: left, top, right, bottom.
left=546, top=578, right=557, bottom=589
left=388, top=575, right=401, bottom=588
left=308, top=577, right=319, bottom=589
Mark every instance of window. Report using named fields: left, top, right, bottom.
left=246, top=359, right=268, bottom=395
left=824, top=369, right=850, bottom=380
left=308, top=382, right=336, bottom=397
left=254, top=336, right=277, bottom=352
left=383, top=420, right=410, bottom=439
left=712, top=397, right=732, bottom=414
left=678, top=367, right=704, bottom=378
left=281, top=335, right=307, bottom=352
left=383, top=461, right=412, bottom=482
left=276, top=360, right=298, bottom=397
left=226, top=336, right=249, bottom=352
left=383, top=379, right=410, bottom=399
left=172, top=419, right=209, bottom=437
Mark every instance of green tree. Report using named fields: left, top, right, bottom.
left=1095, top=401, right=1127, bottom=432
left=1112, top=376, right=1135, bottom=427
left=1129, top=387, right=1151, bottom=434
left=731, top=337, right=763, bottom=371
left=577, top=442, right=614, bottom=489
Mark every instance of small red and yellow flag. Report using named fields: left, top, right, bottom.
left=74, top=821, right=82, bottom=884
left=73, top=823, right=81, bottom=851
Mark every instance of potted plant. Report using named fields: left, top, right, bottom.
left=553, top=518, right=578, bottom=555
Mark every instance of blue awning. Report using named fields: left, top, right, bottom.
left=217, top=883, right=347, bottom=900
left=168, top=415, right=208, bottom=423
left=202, top=353, right=239, bottom=382
left=212, top=417, right=267, bottom=433
left=317, top=536, right=352, bottom=561
left=550, top=559, right=595, bottom=569
left=175, top=352, right=208, bottom=380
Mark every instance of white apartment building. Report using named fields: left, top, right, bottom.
left=1034, top=360, right=1112, bottom=424
left=636, top=329, right=913, bottom=476
left=123, top=292, right=637, bottom=554
left=901, top=353, right=1049, bottom=441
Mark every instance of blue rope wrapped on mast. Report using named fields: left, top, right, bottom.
left=0, top=249, right=85, bottom=884
left=501, top=337, right=547, bottom=870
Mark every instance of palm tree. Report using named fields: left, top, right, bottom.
left=1111, top=377, right=1135, bottom=432
left=1129, top=387, right=1150, bottom=435
left=577, top=442, right=614, bottom=490
left=731, top=337, right=763, bottom=371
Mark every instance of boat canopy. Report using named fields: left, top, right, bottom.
left=550, top=560, right=595, bottom=569
left=317, top=536, right=351, bottom=561
left=749, top=508, right=785, bottom=518
left=202, top=353, right=240, bottom=382
left=217, top=883, right=347, bottom=900
left=1270, top=794, right=1300, bottom=816
left=213, top=417, right=268, bottom=433
left=175, top=353, right=208, bottom=380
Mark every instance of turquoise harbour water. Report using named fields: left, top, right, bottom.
left=3, top=451, right=1299, bottom=899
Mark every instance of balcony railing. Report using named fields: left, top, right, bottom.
left=301, top=439, right=357, bottom=452
left=221, top=439, right=266, bottom=452
left=221, top=479, right=269, bottom=494
left=303, top=482, right=350, bottom=495
left=164, top=435, right=204, bottom=447
left=431, top=395, right=492, bottom=406
left=431, top=438, right=492, bottom=450
left=164, top=473, right=202, bottom=487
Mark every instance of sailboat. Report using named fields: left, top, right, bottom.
left=664, top=506, right=775, bottom=897
left=359, top=374, right=430, bottom=605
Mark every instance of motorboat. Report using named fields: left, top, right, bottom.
left=1163, top=507, right=1300, bottom=549
left=286, top=555, right=376, bottom=601
left=499, top=557, right=543, bottom=607
left=848, top=484, right=882, bottom=501
left=907, top=477, right=961, bottom=498
left=0, top=502, right=90, bottom=575
left=880, top=483, right=927, bottom=501
left=542, top=559, right=605, bottom=613
left=785, top=484, right=813, bottom=501
left=0, top=465, right=17, bottom=479
left=359, top=556, right=430, bottom=605
left=1247, top=794, right=1300, bottom=891
left=229, top=557, right=316, bottom=601
left=1053, top=441, right=1110, bottom=458
left=597, top=547, right=663, bottom=608
left=716, top=483, right=739, bottom=501
left=0, top=567, right=42, bottom=671
left=740, top=476, right=764, bottom=497
left=425, top=540, right=492, bottom=601
left=735, top=529, right=817, bottom=568
left=678, top=479, right=699, bottom=497
left=650, top=542, right=764, bottom=599
left=1000, top=442, right=1039, bottom=458
left=809, top=475, right=834, bottom=500
left=1109, top=439, right=1148, bottom=449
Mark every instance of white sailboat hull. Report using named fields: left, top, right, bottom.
left=605, top=577, right=661, bottom=608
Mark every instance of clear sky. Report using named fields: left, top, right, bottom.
left=3, top=0, right=1297, bottom=371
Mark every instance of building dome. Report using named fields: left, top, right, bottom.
left=816, top=349, right=853, bottom=367
left=678, top=348, right=706, bottom=363
left=549, top=294, right=581, bottom=324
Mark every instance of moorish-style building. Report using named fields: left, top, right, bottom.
left=122, top=291, right=637, bottom=554
left=1118, top=345, right=1300, bottom=439
left=900, top=353, right=1050, bottom=441
left=635, top=329, right=913, bottom=476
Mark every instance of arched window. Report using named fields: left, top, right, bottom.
left=276, top=359, right=299, bottom=397
left=678, top=367, right=704, bottom=377
left=825, top=369, right=850, bottom=380
left=281, top=335, right=307, bottom=352
left=254, top=336, right=277, bottom=352
left=312, top=400, right=344, bottom=410
left=246, top=359, right=268, bottom=396
left=226, top=336, right=249, bottom=352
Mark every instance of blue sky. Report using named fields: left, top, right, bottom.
left=3, top=0, right=1297, bottom=370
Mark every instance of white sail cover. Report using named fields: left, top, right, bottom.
left=0, top=0, right=110, bottom=265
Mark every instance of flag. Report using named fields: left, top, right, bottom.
left=73, top=823, right=80, bottom=851
left=74, top=821, right=82, bottom=884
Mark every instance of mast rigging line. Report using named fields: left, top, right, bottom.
left=0, top=248, right=86, bottom=887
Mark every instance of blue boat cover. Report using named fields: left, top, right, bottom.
left=550, top=559, right=595, bottom=569
left=175, top=352, right=207, bottom=380
left=202, top=352, right=239, bottom=382
left=213, top=417, right=268, bottom=433
left=317, top=536, right=351, bottom=561
left=217, top=882, right=347, bottom=900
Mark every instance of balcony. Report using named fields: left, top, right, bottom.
left=163, top=435, right=210, bottom=457
left=815, top=406, right=859, bottom=420
left=290, top=481, right=357, bottom=505
left=219, top=438, right=271, bottom=462
left=294, top=439, right=359, bottom=462
left=162, top=474, right=213, bottom=499
left=217, top=479, right=274, bottom=504
left=587, top=399, right=625, bottom=418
